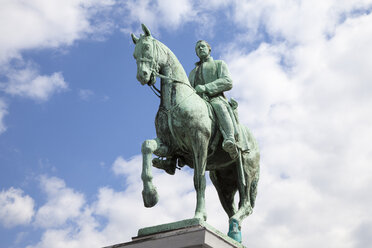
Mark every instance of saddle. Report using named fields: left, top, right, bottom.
left=153, top=98, right=250, bottom=174
left=205, top=97, right=250, bottom=158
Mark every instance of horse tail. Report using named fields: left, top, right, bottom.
left=241, top=125, right=260, bottom=209
left=250, top=169, right=259, bottom=208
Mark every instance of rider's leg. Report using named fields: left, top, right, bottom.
left=210, top=99, right=238, bottom=159
left=151, top=138, right=177, bottom=174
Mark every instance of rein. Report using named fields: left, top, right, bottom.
left=151, top=69, right=196, bottom=115
left=145, top=38, right=195, bottom=98
left=142, top=39, right=195, bottom=152
left=152, top=70, right=195, bottom=92
left=148, top=83, right=161, bottom=98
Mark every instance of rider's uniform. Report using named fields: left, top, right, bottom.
left=189, top=56, right=237, bottom=157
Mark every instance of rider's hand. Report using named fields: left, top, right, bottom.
left=195, top=85, right=206, bottom=93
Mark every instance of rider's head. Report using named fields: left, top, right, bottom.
left=195, top=40, right=211, bottom=60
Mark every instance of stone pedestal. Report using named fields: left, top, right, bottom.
left=104, top=218, right=245, bottom=248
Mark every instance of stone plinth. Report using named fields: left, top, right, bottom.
left=104, top=218, right=245, bottom=248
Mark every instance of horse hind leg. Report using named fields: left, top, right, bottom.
left=228, top=158, right=257, bottom=242
left=235, top=154, right=260, bottom=217
left=209, top=169, right=238, bottom=218
left=232, top=176, right=253, bottom=223
left=141, top=138, right=168, bottom=208
left=210, top=167, right=245, bottom=243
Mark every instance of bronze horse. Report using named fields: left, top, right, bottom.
left=131, top=24, right=260, bottom=242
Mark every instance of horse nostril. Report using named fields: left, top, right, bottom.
left=143, top=71, right=148, bottom=76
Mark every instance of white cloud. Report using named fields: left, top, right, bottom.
left=229, top=0, right=372, bottom=45
left=110, top=155, right=200, bottom=226
left=121, top=0, right=233, bottom=38
left=219, top=2, right=372, bottom=247
left=0, top=0, right=118, bottom=134
left=28, top=157, right=226, bottom=248
left=28, top=207, right=108, bottom=248
left=0, top=0, right=116, bottom=64
left=122, top=0, right=199, bottom=34
left=0, top=187, right=35, bottom=228
left=1, top=66, right=68, bottom=101
left=155, top=0, right=194, bottom=28
left=78, top=89, right=94, bottom=101
left=0, top=0, right=116, bottom=105
left=0, top=0, right=118, bottom=100
left=34, top=176, right=85, bottom=228
left=0, top=98, right=7, bottom=134
left=0, top=0, right=117, bottom=69
left=225, top=42, right=297, bottom=126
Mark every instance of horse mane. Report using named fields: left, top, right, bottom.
left=152, top=38, right=190, bottom=85
left=153, top=39, right=169, bottom=60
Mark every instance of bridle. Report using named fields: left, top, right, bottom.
left=137, top=38, right=195, bottom=98
left=136, top=37, right=197, bottom=152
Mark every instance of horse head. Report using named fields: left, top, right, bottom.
left=131, top=24, right=159, bottom=86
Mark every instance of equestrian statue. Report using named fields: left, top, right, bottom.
left=131, top=24, right=260, bottom=243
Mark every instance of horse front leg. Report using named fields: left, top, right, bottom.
left=192, top=133, right=209, bottom=221
left=141, top=138, right=168, bottom=207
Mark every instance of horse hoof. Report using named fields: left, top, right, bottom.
left=142, top=188, right=159, bottom=208
left=228, top=219, right=242, bottom=243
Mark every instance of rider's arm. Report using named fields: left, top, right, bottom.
left=205, top=60, right=232, bottom=96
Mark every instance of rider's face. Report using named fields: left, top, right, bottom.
left=196, top=41, right=210, bottom=60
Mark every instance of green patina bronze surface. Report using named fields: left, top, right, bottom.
left=131, top=24, right=260, bottom=243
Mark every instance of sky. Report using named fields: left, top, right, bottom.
left=0, top=0, right=372, bottom=247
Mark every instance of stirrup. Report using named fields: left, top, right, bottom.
left=152, top=158, right=176, bottom=175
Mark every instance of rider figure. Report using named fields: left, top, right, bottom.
left=153, top=40, right=239, bottom=173
left=189, top=40, right=238, bottom=159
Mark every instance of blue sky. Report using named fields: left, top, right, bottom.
left=1, top=1, right=372, bottom=247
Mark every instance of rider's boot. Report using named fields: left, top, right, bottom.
left=152, top=157, right=177, bottom=175
left=212, top=101, right=239, bottom=159
left=223, top=138, right=238, bottom=160
left=219, top=113, right=238, bottom=160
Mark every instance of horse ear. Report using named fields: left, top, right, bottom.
left=141, top=23, right=151, bottom=37
left=131, top=33, right=139, bottom=44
